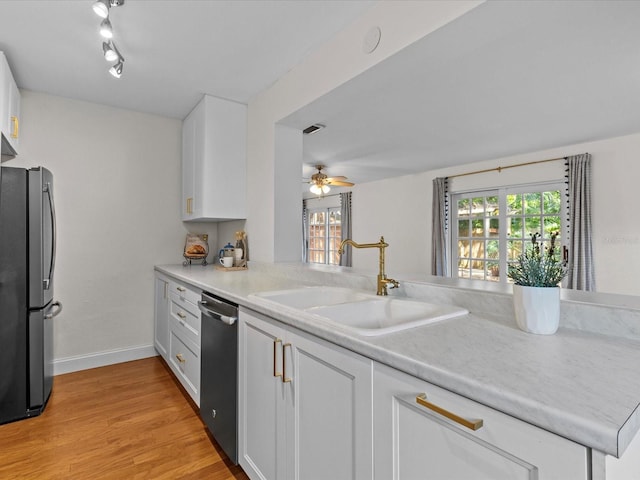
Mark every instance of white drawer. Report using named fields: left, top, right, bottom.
left=170, top=294, right=201, bottom=345
left=374, top=362, right=588, bottom=480
left=169, top=330, right=200, bottom=406
left=168, top=279, right=201, bottom=306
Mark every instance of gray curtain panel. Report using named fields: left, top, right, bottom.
left=302, top=199, right=309, bottom=263
left=431, top=177, right=449, bottom=276
left=339, top=192, right=352, bottom=267
left=566, top=154, right=595, bottom=291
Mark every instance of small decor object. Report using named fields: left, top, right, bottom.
left=234, top=230, right=247, bottom=268
left=508, top=233, right=568, bottom=335
left=183, top=233, right=209, bottom=266
left=213, top=232, right=248, bottom=271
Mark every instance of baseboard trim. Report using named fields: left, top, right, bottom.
left=53, top=345, right=158, bottom=375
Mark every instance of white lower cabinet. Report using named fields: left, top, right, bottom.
left=153, top=272, right=201, bottom=406
left=373, top=362, right=588, bottom=480
left=239, top=307, right=373, bottom=480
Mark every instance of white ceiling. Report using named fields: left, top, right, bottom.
left=0, top=0, right=375, bottom=119
left=283, top=1, right=640, bottom=187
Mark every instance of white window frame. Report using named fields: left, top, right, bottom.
left=451, top=181, right=567, bottom=283
left=307, top=206, right=342, bottom=265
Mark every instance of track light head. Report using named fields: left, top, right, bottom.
left=109, top=60, right=124, bottom=78
left=92, top=0, right=109, bottom=18
left=100, top=18, right=113, bottom=39
left=102, top=41, right=119, bottom=61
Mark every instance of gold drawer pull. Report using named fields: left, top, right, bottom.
left=416, top=393, right=483, bottom=431
left=175, top=353, right=186, bottom=364
left=176, top=286, right=186, bottom=293
left=273, top=339, right=282, bottom=378
left=282, top=343, right=292, bottom=383
left=177, top=311, right=186, bottom=320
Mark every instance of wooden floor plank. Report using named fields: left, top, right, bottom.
left=0, top=357, right=249, bottom=480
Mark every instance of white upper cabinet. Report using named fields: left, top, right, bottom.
left=0, top=52, right=20, bottom=158
left=181, top=95, right=247, bottom=222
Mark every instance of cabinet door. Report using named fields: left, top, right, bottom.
left=153, top=274, right=169, bottom=359
left=181, top=102, right=197, bottom=220
left=239, top=309, right=287, bottom=480
left=374, top=363, right=587, bottom=480
left=287, top=329, right=373, bottom=480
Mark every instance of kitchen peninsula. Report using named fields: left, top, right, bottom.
left=155, top=262, right=640, bottom=480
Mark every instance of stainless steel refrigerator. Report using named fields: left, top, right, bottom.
left=0, top=166, right=62, bottom=424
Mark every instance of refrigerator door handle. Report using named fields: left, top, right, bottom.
left=44, top=182, right=56, bottom=290
left=44, top=301, right=63, bottom=320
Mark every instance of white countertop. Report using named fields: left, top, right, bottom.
left=155, top=263, right=640, bottom=458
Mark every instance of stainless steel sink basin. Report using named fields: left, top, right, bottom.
left=251, top=286, right=469, bottom=336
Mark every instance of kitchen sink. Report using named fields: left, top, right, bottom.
left=251, top=286, right=468, bottom=336
left=309, top=297, right=468, bottom=336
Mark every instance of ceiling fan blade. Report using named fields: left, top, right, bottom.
left=327, top=180, right=355, bottom=187
left=325, top=176, right=348, bottom=182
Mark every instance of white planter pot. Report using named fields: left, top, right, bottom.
left=512, top=284, right=560, bottom=335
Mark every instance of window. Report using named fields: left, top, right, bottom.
left=452, top=183, right=565, bottom=283
left=307, top=207, right=342, bottom=265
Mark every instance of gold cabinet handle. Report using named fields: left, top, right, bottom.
left=176, top=311, right=186, bottom=320
left=186, top=197, right=193, bottom=215
left=176, top=286, right=186, bottom=292
left=175, top=353, right=186, bottom=364
left=416, top=393, right=483, bottom=431
left=273, top=339, right=283, bottom=378
left=282, top=343, right=292, bottom=383
left=11, top=116, right=18, bottom=139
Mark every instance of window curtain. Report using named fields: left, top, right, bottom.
left=565, top=154, right=595, bottom=291
left=302, top=199, right=309, bottom=263
left=339, top=192, right=352, bottom=267
left=431, top=177, right=449, bottom=276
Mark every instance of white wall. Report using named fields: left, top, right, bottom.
left=4, top=90, right=216, bottom=369
left=352, top=132, right=640, bottom=296
left=246, top=1, right=483, bottom=262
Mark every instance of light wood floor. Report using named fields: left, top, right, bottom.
left=0, top=357, right=249, bottom=480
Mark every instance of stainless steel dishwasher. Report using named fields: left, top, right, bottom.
left=198, top=291, right=238, bottom=464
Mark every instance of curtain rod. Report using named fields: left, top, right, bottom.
left=447, top=155, right=569, bottom=180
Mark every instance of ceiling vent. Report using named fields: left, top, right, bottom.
left=302, top=124, right=325, bottom=135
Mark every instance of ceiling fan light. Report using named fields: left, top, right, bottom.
left=109, top=60, right=124, bottom=78
left=102, top=41, right=118, bottom=61
left=322, top=185, right=331, bottom=194
left=92, top=0, right=109, bottom=18
left=100, top=18, right=113, bottom=39
left=310, top=184, right=322, bottom=195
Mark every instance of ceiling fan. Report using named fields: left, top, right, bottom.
left=307, top=165, right=354, bottom=195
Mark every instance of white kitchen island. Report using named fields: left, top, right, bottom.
left=155, top=262, right=640, bottom=479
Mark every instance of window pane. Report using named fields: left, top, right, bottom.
left=471, top=197, right=484, bottom=216
left=507, top=194, right=521, bottom=215
left=488, top=218, right=499, bottom=237
left=524, top=217, right=541, bottom=238
left=487, top=239, right=499, bottom=260
left=524, top=193, right=541, bottom=215
left=487, top=261, right=499, bottom=281
left=543, top=191, right=561, bottom=214
left=458, top=219, right=470, bottom=237
left=509, top=217, right=523, bottom=237
left=507, top=240, right=524, bottom=260
left=457, top=198, right=470, bottom=216
left=544, top=217, right=561, bottom=237
left=486, top=196, right=499, bottom=215
left=471, top=218, right=484, bottom=237
left=458, top=259, right=470, bottom=278
left=471, top=240, right=484, bottom=258
left=458, top=240, right=470, bottom=259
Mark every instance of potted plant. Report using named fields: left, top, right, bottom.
left=507, top=232, right=568, bottom=334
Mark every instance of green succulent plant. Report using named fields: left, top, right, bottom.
left=507, top=232, right=568, bottom=287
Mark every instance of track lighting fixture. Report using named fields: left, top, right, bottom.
left=92, top=0, right=126, bottom=77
